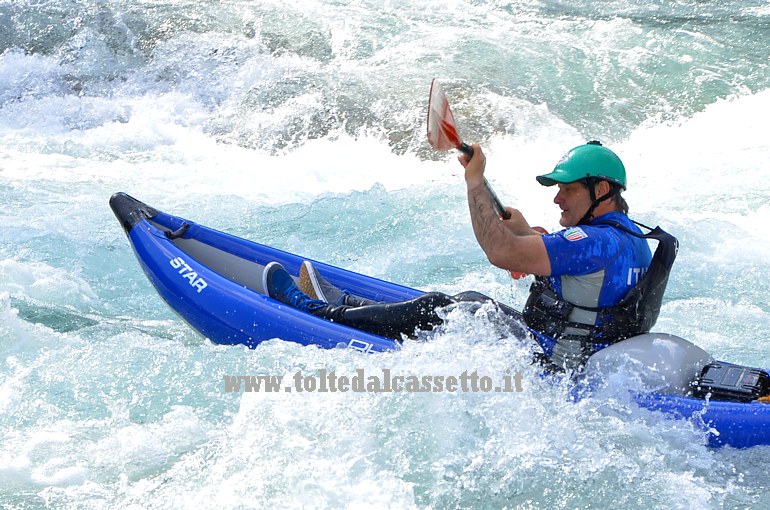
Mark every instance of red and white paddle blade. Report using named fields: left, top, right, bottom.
left=426, top=79, right=462, bottom=151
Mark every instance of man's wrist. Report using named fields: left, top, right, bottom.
left=465, top=176, right=485, bottom=190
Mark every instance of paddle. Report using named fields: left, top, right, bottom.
left=426, top=79, right=511, bottom=220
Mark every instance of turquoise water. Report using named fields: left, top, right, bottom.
left=2, top=0, right=770, bottom=508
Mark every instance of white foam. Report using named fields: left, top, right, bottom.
left=622, top=89, right=770, bottom=217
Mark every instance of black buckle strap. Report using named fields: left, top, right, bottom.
left=165, top=222, right=190, bottom=240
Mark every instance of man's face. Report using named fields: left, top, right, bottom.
left=553, top=182, right=591, bottom=227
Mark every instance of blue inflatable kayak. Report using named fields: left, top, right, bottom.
left=110, top=192, right=770, bottom=448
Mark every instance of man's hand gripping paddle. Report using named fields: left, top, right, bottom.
left=426, top=79, right=511, bottom=220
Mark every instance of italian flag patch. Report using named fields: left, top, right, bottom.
left=563, top=227, right=588, bottom=241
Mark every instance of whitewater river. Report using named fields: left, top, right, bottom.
left=1, top=0, right=770, bottom=508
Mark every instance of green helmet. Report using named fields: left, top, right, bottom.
left=536, top=141, right=627, bottom=189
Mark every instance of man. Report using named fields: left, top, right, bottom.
left=264, top=141, right=664, bottom=370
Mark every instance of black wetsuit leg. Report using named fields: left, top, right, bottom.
left=319, top=292, right=455, bottom=339
left=455, top=291, right=524, bottom=322
left=316, top=290, right=525, bottom=340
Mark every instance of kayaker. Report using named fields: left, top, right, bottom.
left=265, top=141, right=671, bottom=370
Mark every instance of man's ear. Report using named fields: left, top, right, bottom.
left=595, top=180, right=611, bottom=196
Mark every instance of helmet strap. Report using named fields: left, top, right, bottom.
left=577, top=179, right=615, bottom=225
